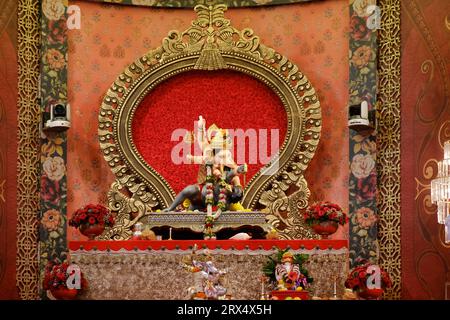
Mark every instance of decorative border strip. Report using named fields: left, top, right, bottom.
left=39, top=0, right=69, bottom=298
left=70, top=248, right=349, bottom=256
left=377, top=0, right=401, bottom=300
left=86, top=0, right=315, bottom=8
left=348, top=0, right=379, bottom=267
left=69, top=239, right=349, bottom=251
left=16, top=0, right=40, bottom=300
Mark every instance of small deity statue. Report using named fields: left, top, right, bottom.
left=275, top=252, right=306, bottom=291
left=164, top=116, right=248, bottom=215
left=182, top=247, right=228, bottom=300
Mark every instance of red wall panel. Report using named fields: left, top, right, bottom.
left=0, top=0, right=19, bottom=299
left=401, top=0, right=450, bottom=300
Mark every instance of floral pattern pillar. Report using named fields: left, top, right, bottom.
left=39, top=0, right=68, bottom=298
left=348, top=0, right=379, bottom=267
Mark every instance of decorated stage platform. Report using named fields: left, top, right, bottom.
left=70, top=240, right=348, bottom=300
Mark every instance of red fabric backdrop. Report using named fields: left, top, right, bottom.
left=132, top=70, right=287, bottom=193
left=401, top=0, right=450, bottom=299
left=67, top=0, right=349, bottom=240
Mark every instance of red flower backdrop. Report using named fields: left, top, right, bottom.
left=132, top=70, right=287, bottom=193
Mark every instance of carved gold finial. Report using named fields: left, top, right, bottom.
left=193, top=4, right=228, bottom=70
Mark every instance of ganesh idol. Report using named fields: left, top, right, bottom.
left=164, top=116, right=248, bottom=214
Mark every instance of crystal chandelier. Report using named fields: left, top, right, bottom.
left=431, top=140, right=450, bottom=243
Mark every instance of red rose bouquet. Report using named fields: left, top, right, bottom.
left=43, top=261, right=87, bottom=300
left=345, top=262, right=392, bottom=299
left=303, top=201, right=348, bottom=226
left=69, top=203, right=114, bottom=228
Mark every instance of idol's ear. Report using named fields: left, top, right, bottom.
left=207, top=123, right=220, bottom=142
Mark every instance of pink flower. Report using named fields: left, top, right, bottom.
left=356, top=172, right=377, bottom=201
left=356, top=207, right=378, bottom=229
left=351, top=45, right=374, bottom=69
left=43, top=156, right=66, bottom=181
left=351, top=154, right=375, bottom=179
left=41, top=175, right=61, bottom=205
left=48, top=19, right=66, bottom=44
left=45, top=49, right=66, bottom=71
left=350, top=15, right=370, bottom=41
left=41, top=209, right=61, bottom=231
left=353, top=0, right=376, bottom=18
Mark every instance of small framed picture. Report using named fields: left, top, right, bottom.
left=446, top=282, right=450, bottom=300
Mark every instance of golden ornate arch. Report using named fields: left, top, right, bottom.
left=98, top=4, right=321, bottom=240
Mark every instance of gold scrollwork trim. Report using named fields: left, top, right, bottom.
left=377, top=0, right=402, bottom=300
left=16, top=0, right=40, bottom=300
left=99, top=4, right=321, bottom=240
